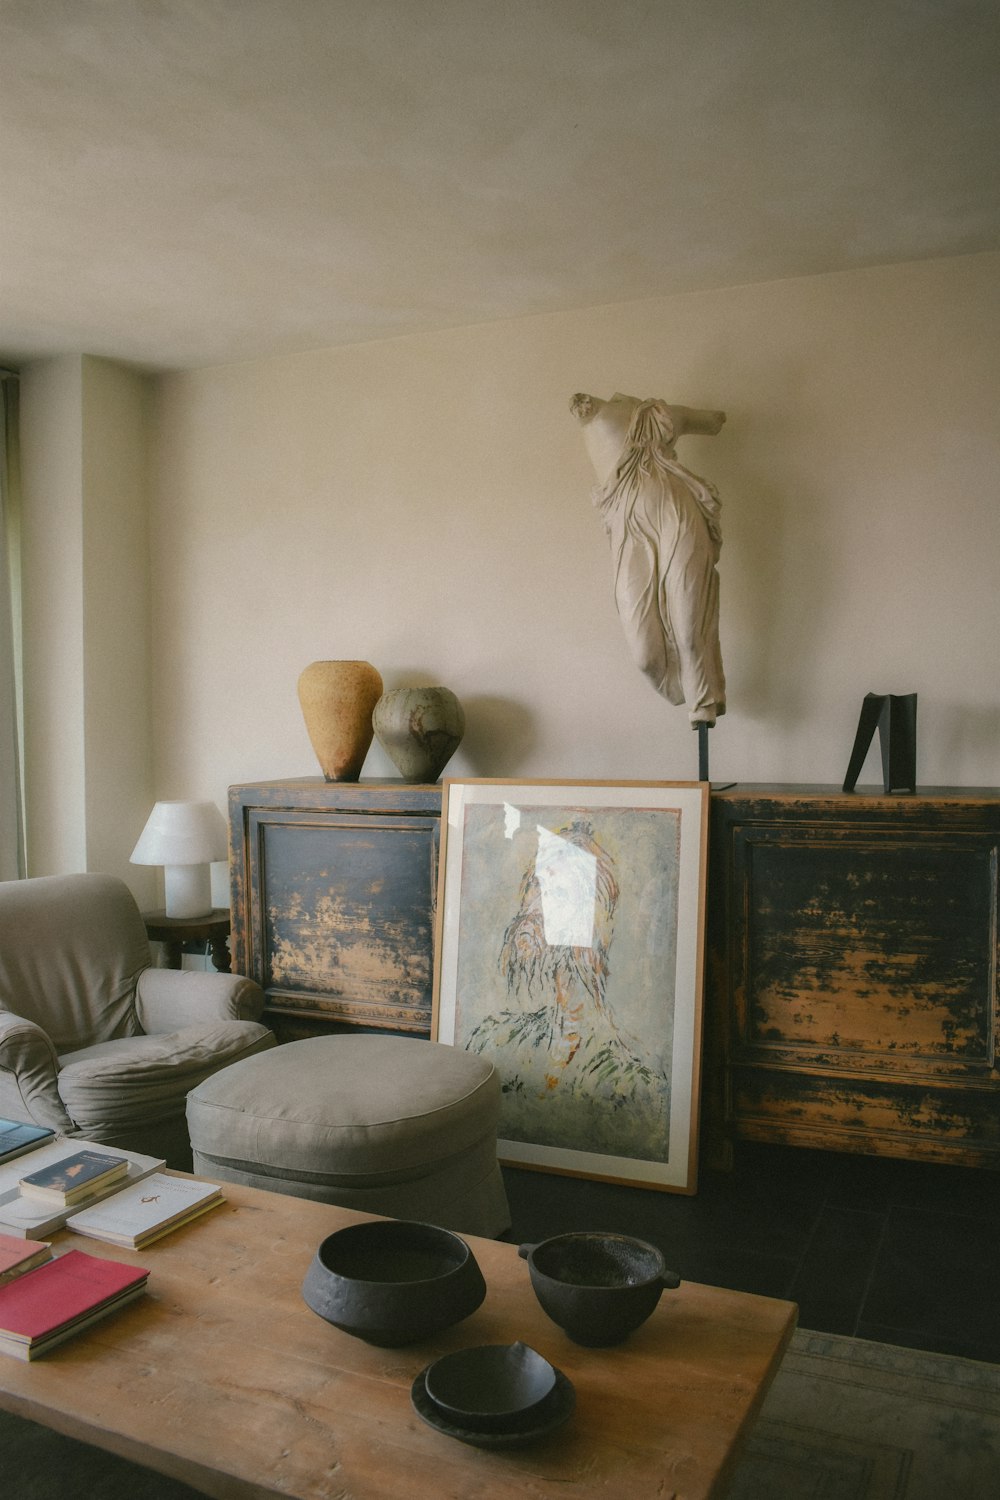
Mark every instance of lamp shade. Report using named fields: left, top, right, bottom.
left=130, top=801, right=228, bottom=866
left=130, top=801, right=228, bottom=918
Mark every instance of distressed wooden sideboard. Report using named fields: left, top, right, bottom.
left=229, top=779, right=442, bottom=1043
left=230, top=778, right=1000, bottom=1168
left=705, top=785, right=1000, bottom=1168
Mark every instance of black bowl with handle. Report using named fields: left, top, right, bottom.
left=519, top=1230, right=680, bottom=1346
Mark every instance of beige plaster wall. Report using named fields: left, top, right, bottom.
left=19, top=355, right=155, bottom=899
left=80, top=356, right=154, bottom=897
left=149, top=253, right=1000, bottom=809
left=19, top=355, right=87, bottom=875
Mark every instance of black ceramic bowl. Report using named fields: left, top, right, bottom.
left=302, top=1219, right=486, bottom=1347
left=519, top=1231, right=680, bottom=1346
left=423, top=1342, right=557, bottom=1431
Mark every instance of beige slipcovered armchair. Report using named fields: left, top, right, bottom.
left=0, top=873, right=276, bottom=1168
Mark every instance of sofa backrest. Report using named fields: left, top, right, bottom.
left=0, top=873, right=149, bottom=1051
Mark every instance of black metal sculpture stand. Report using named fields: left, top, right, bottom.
left=842, top=692, right=917, bottom=793
left=698, top=723, right=710, bottom=783
left=696, top=723, right=735, bottom=788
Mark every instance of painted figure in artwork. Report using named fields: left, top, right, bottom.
left=468, top=815, right=663, bottom=1107
left=570, top=391, right=727, bottom=728
left=497, top=816, right=621, bottom=1092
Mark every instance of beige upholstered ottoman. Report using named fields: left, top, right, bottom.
left=185, top=1035, right=510, bottom=1238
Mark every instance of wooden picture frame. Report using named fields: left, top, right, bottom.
left=432, top=779, right=709, bottom=1193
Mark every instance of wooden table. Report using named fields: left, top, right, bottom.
left=0, top=1181, right=796, bottom=1498
left=142, top=908, right=232, bottom=972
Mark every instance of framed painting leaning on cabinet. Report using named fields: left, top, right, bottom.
left=433, top=779, right=709, bottom=1193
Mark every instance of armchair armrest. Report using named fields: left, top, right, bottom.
left=135, top=967, right=267, bottom=1034
left=0, top=1011, right=76, bottom=1132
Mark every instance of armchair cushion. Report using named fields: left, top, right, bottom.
left=57, top=1022, right=275, bottom=1137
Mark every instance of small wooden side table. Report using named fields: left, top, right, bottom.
left=142, top=909, right=232, bottom=973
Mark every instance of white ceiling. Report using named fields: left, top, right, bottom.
left=2, top=0, right=998, bottom=373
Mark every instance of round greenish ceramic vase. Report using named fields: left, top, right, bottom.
left=372, top=686, right=465, bottom=783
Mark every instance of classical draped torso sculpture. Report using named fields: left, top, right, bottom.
left=571, top=391, right=727, bottom=728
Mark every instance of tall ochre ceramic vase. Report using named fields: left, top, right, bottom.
left=297, top=660, right=383, bottom=782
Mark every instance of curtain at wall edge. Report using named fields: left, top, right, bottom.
left=0, top=375, right=26, bottom=880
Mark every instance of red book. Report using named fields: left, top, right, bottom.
left=0, top=1248, right=149, bottom=1360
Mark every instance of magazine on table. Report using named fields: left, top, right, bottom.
left=0, top=1139, right=165, bottom=1238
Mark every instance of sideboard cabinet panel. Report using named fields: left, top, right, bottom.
left=707, top=786, right=1000, bottom=1168
left=229, top=780, right=442, bottom=1043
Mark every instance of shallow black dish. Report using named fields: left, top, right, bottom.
left=423, top=1342, right=556, bottom=1431
left=411, top=1365, right=575, bottom=1449
left=301, top=1219, right=486, bottom=1346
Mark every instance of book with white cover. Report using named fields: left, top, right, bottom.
left=0, top=1139, right=165, bottom=1238
left=67, top=1173, right=224, bottom=1248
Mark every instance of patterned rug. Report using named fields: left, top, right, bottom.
left=1, top=1330, right=998, bottom=1496
left=724, top=1330, right=1000, bottom=1499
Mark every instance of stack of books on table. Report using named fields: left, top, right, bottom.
left=0, top=1138, right=165, bottom=1238
left=0, top=1232, right=53, bottom=1286
left=0, top=1248, right=149, bottom=1360
left=19, top=1147, right=130, bottom=1205
left=67, top=1173, right=224, bottom=1249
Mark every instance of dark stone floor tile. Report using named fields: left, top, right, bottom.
left=862, top=1207, right=1000, bottom=1356
left=879, top=1158, right=1000, bottom=1219
left=725, top=1143, right=834, bottom=1206
left=786, top=1206, right=885, bottom=1337
left=675, top=1250, right=800, bottom=1303
left=794, top=1304, right=862, bottom=1337
left=0, top=1408, right=202, bottom=1499
left=502, top=1162, right=819, bottom=1266
left=813, top=1151, right=921, bottom=1212
left=671, top=1194, right=818, bottom=1263
left=502, top=1167, right=668, bottom=1244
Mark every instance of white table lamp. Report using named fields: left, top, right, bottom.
left=130, top=800, right=228, bottom=918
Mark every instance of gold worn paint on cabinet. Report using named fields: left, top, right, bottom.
left=705, top=786, right=1000, bottom=1168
